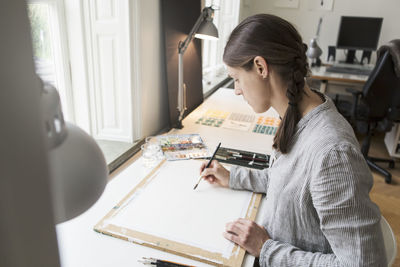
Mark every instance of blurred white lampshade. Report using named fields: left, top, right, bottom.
left=41, top=82, right=108, bottom=224
left=48, top=122, right=108, bottom=224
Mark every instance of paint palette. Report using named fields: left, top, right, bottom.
left=195, top=109, right=229, bottom=127
left=158, top=134, right=210, bottom=160
left=253, top=116, right=280, bottom=135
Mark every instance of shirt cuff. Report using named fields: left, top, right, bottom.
left=228, top=165, right=240, bottom=189
left=259, top=239, right=275, bottom=267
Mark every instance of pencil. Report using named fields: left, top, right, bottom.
left=139, top=257, right=194, bottom=267
left=193, top=142, right=221, bottom=190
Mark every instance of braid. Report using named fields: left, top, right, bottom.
left=273, top=54, right=309, bottom=153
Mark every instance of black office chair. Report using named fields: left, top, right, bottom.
left=336, top=49, right=400, bottom=183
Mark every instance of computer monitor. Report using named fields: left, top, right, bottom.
left=336, top=16, right=383, bottom=64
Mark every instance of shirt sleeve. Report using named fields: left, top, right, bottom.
left=229, top=165, right=269, bottom=193
left=259, top=143, right=387, bottom=266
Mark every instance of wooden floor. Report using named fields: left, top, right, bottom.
left=366, top=133, right=400, bottom=266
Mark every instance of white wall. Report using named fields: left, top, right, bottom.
left=240, top=0, right=400, bottom=63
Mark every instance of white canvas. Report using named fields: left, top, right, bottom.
left=108, top=160, right=253, bottom=258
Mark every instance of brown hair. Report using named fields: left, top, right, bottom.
left=223, top=14, right=309, bottom=154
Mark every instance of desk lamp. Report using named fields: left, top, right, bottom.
left=307, top=17, right=323, bottom=67
left=176, top=6, right=218, bottom=128
left=41, top=81, right=108, bottom=224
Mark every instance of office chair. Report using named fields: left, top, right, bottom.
left=336, top=50, right=400, bottom=183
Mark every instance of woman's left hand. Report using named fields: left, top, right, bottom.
left=223, top=218, right=270, bottom=257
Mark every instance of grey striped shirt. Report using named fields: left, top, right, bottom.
left=229, top=96, right=387, bottom=266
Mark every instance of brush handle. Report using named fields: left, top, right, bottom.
left=156, top=259, right=194, bottom=267
left=193, top=142, right=221, bottom=190
left=205, top=142, right=222, bottom=168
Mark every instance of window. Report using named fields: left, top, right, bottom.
left=27, top=1, right=73, bottom=121
left=27, top=0, right=140, bottom=170
left=202, top=0, right=240, bottom=94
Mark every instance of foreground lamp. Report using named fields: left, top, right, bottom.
left=307, top=17, right=323, bottom=67
left=41, top=81, right=108, bottom=224
left=176, top=6, right=219, bottom=128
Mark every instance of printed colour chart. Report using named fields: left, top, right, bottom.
left=253, top=116, right=280, bottom=135
left=195, top=109, right=229, bottom=127
left=196, top=109, right=281, bottom=136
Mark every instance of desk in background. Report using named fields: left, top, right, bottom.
left=310, top=66, right=368, bottom=95
left=56, top=88, right=278, bottom=267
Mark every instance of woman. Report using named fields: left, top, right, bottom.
left=200, top=14, right=386, bottom=266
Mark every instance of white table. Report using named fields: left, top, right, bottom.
left=56, top=88, right=278, bottom=267
left=310, top=66, right=368, bottom=94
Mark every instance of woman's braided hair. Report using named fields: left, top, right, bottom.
left=223, top=14, right=310, bottom=153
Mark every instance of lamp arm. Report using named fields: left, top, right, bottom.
left=178, top=7, right=211, bottom=54
left=177, top=6, right=215, bottom=128
left=315, top=17, right=323, bottom=39
left=177, top=52, right=185, bottom=126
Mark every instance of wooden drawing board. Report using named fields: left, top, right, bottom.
left=94, top=159, right=262, bottom=266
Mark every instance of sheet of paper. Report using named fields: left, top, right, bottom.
left=109, top=160, right=253, bottom=257
left=222, top=112, right=255, bottom=131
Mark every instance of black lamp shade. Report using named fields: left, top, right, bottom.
left=195, top=20, right=218, bottom=40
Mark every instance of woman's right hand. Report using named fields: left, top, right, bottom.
left=199, top=160, right=230, bottom=188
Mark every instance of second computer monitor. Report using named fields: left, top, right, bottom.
left=336, top=16, right=383, bottom=64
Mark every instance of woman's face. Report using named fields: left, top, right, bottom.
left=227, top=65, right=271, bottom=113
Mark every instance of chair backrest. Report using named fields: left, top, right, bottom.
left=362, top=50, right=400, bottom=121
left=381, top=216, right=397, bottom=266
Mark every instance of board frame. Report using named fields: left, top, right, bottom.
left=94, top=160, right=262, bottom=267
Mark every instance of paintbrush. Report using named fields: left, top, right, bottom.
left=193, top=142, right=221, bottom=190
left=229, top=154, right=269, bottom=163
left=216, top=155, right=268, bottom=165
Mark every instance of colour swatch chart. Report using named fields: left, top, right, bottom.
left=253, top=116, right=280, bottom=135
left=195, top=109, right=229, bottom=127
left=195, top=109, right=255, bottom=131
left=195, top=109, right=281, bottom=135
left=222, top=112, right=255, bottom=131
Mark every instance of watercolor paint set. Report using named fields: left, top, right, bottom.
left=157, top=134, right=210, bottom=160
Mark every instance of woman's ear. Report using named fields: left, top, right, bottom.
left=253, top=56, right=268, bottom=79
